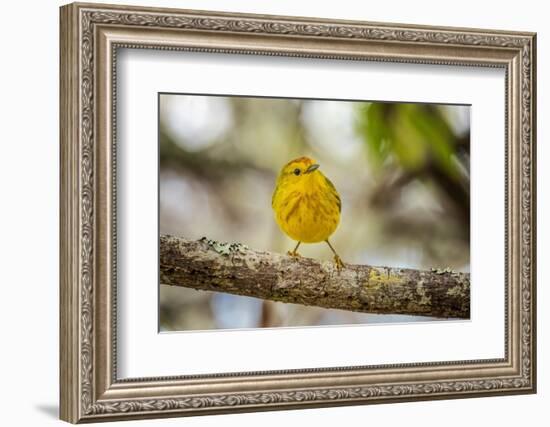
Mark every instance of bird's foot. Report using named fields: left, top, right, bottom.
left=333, top=255, right=345, bottom=271
left=287, top=250, right=302, bottom=258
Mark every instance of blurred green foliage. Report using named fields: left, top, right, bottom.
left=357, top=103, right=461, bottom=180
left=356, top=102, right=470, bottom=237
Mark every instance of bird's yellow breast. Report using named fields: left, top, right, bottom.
left=272, top=172, right=341, bottom=243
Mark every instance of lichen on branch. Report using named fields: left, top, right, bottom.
left=160, top=234, right=470, bottom=319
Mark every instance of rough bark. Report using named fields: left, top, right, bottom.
left=160, top=235, right=470, bottom=319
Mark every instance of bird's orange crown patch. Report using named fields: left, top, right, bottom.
left=283, top=156, right=314, bottom=169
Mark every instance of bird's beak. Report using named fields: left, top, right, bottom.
left=305, top=164, right=320, bottom=174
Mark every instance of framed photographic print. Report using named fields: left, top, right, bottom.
left=59, top=2, right=537, bottom=423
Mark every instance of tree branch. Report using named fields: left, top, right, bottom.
left=160, top=235, right=470, bottom=319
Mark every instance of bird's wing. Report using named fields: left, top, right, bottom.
left=324, top=176, right=341, bottom=213
left=271, top=185, right=280, bottom=209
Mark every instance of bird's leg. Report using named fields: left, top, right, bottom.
left=287, top=241, right=302, bottom=258
left=325, top=239, right=345, bottom=270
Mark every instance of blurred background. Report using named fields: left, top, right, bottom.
left=159, top=94, right=470, bottom=332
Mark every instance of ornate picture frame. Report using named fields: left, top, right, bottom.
left=60, top=2, right=536, bottom=423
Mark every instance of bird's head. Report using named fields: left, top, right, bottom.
left=278, top=156, right=320, bottom=182
left=274, top=156, right=323, bottom=195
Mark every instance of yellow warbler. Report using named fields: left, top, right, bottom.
left=272, top=156, right=344, bottom=269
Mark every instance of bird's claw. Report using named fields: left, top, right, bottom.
left=333, top=255, right=345, bottom=271
left=287, top=250, right=302, bottom=258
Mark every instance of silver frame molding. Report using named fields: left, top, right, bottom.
left=60, top=2, right=536, bottom=423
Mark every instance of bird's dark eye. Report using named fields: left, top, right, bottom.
left=293, top=168, right=301, bottom=176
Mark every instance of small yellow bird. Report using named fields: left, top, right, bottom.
left=272, top=156, right=344, bottom=269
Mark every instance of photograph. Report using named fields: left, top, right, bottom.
left=158, top=93, right=471, bottom=331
